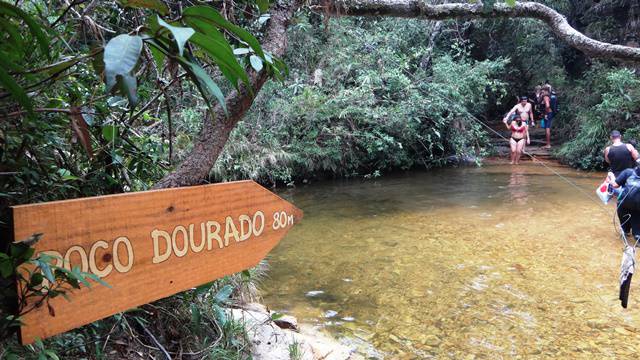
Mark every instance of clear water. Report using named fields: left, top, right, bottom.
left=262, top=163, right=640, bottom=359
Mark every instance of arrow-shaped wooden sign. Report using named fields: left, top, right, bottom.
left=11, top=180, right=302, bottom=344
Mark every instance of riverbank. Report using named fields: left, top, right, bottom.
left=230, top=303, right=356, bottom=359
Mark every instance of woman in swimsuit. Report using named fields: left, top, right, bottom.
left=503, top=112, right=530, bottom=165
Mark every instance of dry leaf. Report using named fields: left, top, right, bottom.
left=69, top=106, right=93, bottom=159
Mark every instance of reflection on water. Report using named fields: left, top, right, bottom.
left=508, top=169, right=529, bottom=205
left=262, top=164, right=640, bottom=359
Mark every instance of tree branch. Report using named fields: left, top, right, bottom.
left=319, top=0, right=640, bottom=61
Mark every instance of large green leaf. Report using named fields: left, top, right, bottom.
left=183, top=16, right=250, bottom=88
left=157, top=16, right=195, bottom=57
left=186, top=60, right=227, bottom=114
left=0, top=2, right=49, bottom=57
left=118, top=0, right=169, bottom=15
left=214, top=284, right=234, bottom=303
left=148, top=41, right=166, bottom=71
left=104, top=34, right=143, bottom=93
left=505, top=0, right=516, bottom=6
left=117, top=73, right=139, bottom=106
left=189, top=32, right=250, bottom=89
left=183, top=6, right=265, bottom=58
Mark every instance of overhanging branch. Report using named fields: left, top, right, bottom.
left=320, top=0, right=640, bottom=61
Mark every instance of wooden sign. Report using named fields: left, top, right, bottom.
left=11, top=180, right=302, bottom=344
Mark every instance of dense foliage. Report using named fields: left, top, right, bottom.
left=0, top=0, right=276, bottom=358
left=212, top=16, right=507, bottom=185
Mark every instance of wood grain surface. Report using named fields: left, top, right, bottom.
left=12, top=180, right=303, bottom=344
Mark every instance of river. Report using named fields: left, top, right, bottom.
left=262, top=163, right=640, bottom=359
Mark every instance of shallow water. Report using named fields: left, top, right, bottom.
left=262, top=163, right=640, bottom=359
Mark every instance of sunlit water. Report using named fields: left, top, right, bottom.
left=262, top=163, right=640, bottom=359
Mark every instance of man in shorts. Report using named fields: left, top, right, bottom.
left=540, top=85, right=555, bottom=149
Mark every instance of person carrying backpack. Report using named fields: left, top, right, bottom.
left=540, top=84, right=559, bottom=149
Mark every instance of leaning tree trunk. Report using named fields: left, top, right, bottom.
left=153, top=1, right=300, bottom=188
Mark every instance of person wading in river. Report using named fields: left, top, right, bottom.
left=539, top=85, right=558, bottom=149
left=606, top=160, right=640, bottom=308
left=503, top=112, right=530, bottom=165
left=605, top=130, right=639, bottom=177
left=504, top=96, right=534, bottom=127
left=605, top=130, right=639, bottom=236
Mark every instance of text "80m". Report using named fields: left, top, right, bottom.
left=272, top=211, right=294, bottom=230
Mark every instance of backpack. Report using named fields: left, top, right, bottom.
left=620, top=171, right=640, bottom=211
left=549, top=92, right=559, bottom=114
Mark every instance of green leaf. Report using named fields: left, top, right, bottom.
left=256, top=0, right=270, bottom=13
left=233, top=48, right=251, bottom=55
left=190, top=303, right=201, bottom=332
left=70, top=266, right=91, bottom=287
left=10, top=243, right=33, bottom=259
left=0, top=21, right=25, bottom=49
left=102, top=125, right=119, bottom=142
left=270, top=312, right=284, bottom=321
left=44, top=350, right=60, bottom=360
left=183, top=6, right=265, bottom=58
left=194, top=281, right=214, bottom=296
left=0, top=259, right=13, bottom=278
left=117, top=73, right=139, bottom=106
left=214, top=284, right=233, bottom=303
left=186, top=60, right=227, bottom=114
left=213, top=304, right=227, bottom=324
left=57, top=168, right=79, bottom=181
left=86, top=273, right=111, bottom=288
left=148, top=41, right=166, bottom=71
left=505, top=0, right=516, bottom=6
left=250, top=55, right=263, bottom=72
left=30, top=273, right=43, bottom=286
left=189, top=32, right=249, bottom=89
left=118, top=0, right=169, bottom=15
left=157, top=16, right=195, bottom=57
left=28, top=57, right=82, bottom=76
left=39, top=262, right=55, bottom=283
left=103, top=34, right=143, bottom=93
left=0, top=65, right=32, bottom=114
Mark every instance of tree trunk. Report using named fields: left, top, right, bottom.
left=154, top=1, right=300, bottom=188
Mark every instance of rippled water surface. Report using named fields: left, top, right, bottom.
left=262, top=163, right=640, bottom=359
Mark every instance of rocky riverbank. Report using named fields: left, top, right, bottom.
left=230, top=303, right=359, bottom=360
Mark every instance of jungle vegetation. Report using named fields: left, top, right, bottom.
left=0, top=0, right=639, bottom=358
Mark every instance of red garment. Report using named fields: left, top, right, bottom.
left=511, top=123, right=525, bottom=133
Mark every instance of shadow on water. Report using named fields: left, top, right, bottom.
left=263, top=163, right=639, bottom=359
